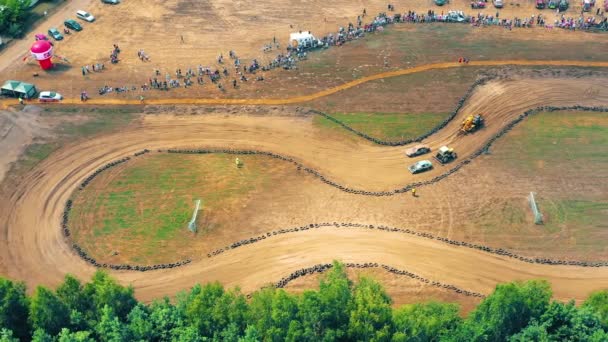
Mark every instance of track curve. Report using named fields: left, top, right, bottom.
left=1, top=76, right=608, bottom=302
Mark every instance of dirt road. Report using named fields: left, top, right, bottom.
left=1, top=76, right=607, bottom=302
left=3, top=60, right=608, bottom=108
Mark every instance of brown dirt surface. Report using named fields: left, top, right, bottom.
left=0, top=106, right=52, bottom=183
left=1, top=76, right=608, bottom=304
left=1, top=0, right=606, bottom=101
left=284, top=267, right=482, bottom=314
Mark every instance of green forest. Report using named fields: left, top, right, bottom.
left=1, top=261, right=608, bottom=341
left=0, top=0, right=31, bottom=38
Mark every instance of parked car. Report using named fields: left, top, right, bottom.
left=47, top=28, right=63, bottom=41
left=493, top=0, right=504, bottom=7
left=35, top=33, right=49, bottom=41
left=101, top=0, right=120, bottom=4
left=408, top=160, right=433, bottom=174
left=64, top=19, right=83, bottom=31
left=76, top=10, right=95, bottom=22
left=405, top=145, right=431, bottom=158
left=548, top=0, right=558, bottom=8
left=38, top=91, right=63, bottom=102
left=559, top=0, right=569, bottom=11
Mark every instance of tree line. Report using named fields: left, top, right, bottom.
left=0, top=0, right=31, bottom=38
left=1, top=261, right=608, bottom=341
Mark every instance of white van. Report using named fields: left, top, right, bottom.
left=76, top=10, right=95, bottom=22
left=493, top=0, right=504, bottom=7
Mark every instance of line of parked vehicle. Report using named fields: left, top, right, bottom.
left=433, top=0, right=574, bottom=11
left=44, top=0, right=121, bottom=43
left=42, top=10, right=95, bottom=42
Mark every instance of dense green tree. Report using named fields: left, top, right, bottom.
left=56, top=275, right=92, bottom=331
left=125, top=304, right=154, bottom=341
left=0, top=0, right=30, bottom=37
left=56, top=276, right=90, bottom=316
left=0, top=278, right=29, bottom=340
left=392, top=301, right=462, bottom=341
left=95, top=305, right=126, bottom=342
left=29, top=286, right=70, bottom=336
left=170, top=324, right=203, bottom=342
left=4, top=263, right=608, bottom=341
left=55, top=328, right=95, bottom=342
left=583, top=290, right=608, bottom=329
left=0, top=329, right=18, bottom=342
left=149, top=298, right=184, bottom=341
left=240, top=325, right=261, bottom=342
left=83, top=272, right=136, bottom=322
left=248, top=287, right=299, bottom=341
left=451, top=280, right=552, bottom=342
left=295, top=262, right=353, bottom=341
left=184, top=282, right=248, bottom=338
left=31, top=329, right=53, bottom=342
left=347, top=277, right=393, bottom=341
left=510, top=300, right=607, bottom=341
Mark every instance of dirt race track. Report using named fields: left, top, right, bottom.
left=1, top=70, right=608, bottom=302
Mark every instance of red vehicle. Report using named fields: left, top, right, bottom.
left=35, top=33, right=48, bottom=41
left=471, top=0, right=486, bottom=8
left=536, top=0, right=547, bottom=8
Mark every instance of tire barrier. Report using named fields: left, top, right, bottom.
left=133, top=149, right=150, bottom=157
left=272, top=262, right=485, bottom=298
left=167, top=103, right=608, bottom=196
left=78, top=157, right=131, bottom=190
left=308, top=75, right=494, bottom=146
left=64, top=154, right=192, bottom=272
left=207, top=222, right=608, bottom=268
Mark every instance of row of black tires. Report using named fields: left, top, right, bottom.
left=64, top=150, right=191, bottom=271
left=206, top=222, right=608, bottom=268
left=273, top=262, right=485, bottom=298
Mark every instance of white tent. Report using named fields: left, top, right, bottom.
left=289, top=31, right=316, bottom=48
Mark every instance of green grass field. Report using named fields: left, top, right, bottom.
left=314, top=112, right=447, bottom=141
left=493, top=111, right=608, bottom=171
left=475, top=111, right=608, bottom=257
left=69, top=153, right=284, bottom=264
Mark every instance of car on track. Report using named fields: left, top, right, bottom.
left=408, top=160, right=433, bottom=174
left=76, top=10, right=95, bottom=22
left=493, top=0, right=504, bottom=7
left=38, top=91, right=63, bottom=102
left=536, top=0, right=547, bottom=8
left=48, top=28, right=63, bottom=41
left=101, top=0, right=120, bottom=4
left=435, top=0, right=448, bottom=5
left=64, top=19, right=83, bottom=31
left=405, top=145, right=431, bottom=158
